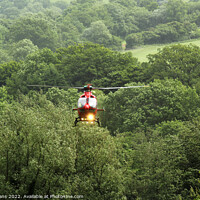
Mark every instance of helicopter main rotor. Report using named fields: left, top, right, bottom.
left=28, top=84, right=150, bottom=90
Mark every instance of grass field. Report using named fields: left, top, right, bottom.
left=126, top=38, right=200, bottom=62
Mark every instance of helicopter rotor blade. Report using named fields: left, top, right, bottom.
left=71, top=87, right=86, bottom=89
left=27, top=85, right=150, bottom=90
left=27, top=85, right=93, bottom=90
left=27, top=85, right=88, bottom=90
left=27, top=85, right=69, bottom=88
left=93, top=85, right=150, bottom=90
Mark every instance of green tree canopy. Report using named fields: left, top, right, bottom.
left=137, top=0, right=158, bottom=11
left=145, top=44, right=200, bottom=89
left=103, top=79, right=200, bottom=134
left=0, top=93, right=125, bottom=198
left=10, top=39, right=39, bottom=61
left=0, top=61, right=21, bottom=87
left=0, top=49, right=12, bottom=64
left=164, top=0, right=187, bottom=22
left=0, top=86, right=10, bottom=109
left=81, top=21, right=113, bottom=47
left=118, top=116, right=200, bottom=199
left=6, top=48, right=63, bottom=96
left=56, top=43, right=141, bottom=87
left=0, top=24, right=9, bottom=47
left=8, top=14, right=59, bottom=50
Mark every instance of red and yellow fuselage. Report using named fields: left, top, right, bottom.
left=73, top=89, right=104, bottom=126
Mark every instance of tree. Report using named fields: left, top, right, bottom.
left=0, top=94, right=76, bottom=195
left=70, top=126, right=125, bottom=200
left=129, top=7, right=151, bottom=31
left=126, top=21, right=197, bottom=46
left=46, top=87, right=80, bottom=107
left=24, top=1, right=45, bottom=13
left=3, top=44, right=139, bottom=96
left=103, top=3, right=135, bottom=37
left=56, top=43, right=141, bottom=87
left=164, top=0, right=187, bottom=22
left=2, top=7, right=20, bottom=19
left=53, top=0, right=69, bottom=10
left=145, top=44, right=200, bottom=89
left=81, top=21, right=112, bottom=47
left=14, top=0, right=29, bottom=9
left=10, top=39, right=39, bottom=61
left=155, top=120, right=187, bottom=137
left=118, top=117, right=200, bottom=199
left=103, top=79, right=200, bottom=134
left=109, top=0, right=137, bottom=7
left=6, top=48, right=63, bottom=96
left=0, top=49, right=12, bottom=64
left=178, top=118, right=200, bottom=197
left=8, top=14, right=59, bottom=50
left=0, top=86, right=10, bottom=109
left=128, top=131, right=187, bottom=200
left=0, top=24, right=9, bottom=47
left=58, top=16, right=84, bottom=47
left=125, top=32, right=144, bottom=48
left=0, top=61, right=21, bottom=87
left=137, top=0, right=158, bottom=11
left=156, top=118, right=200, bottom=199
left=0, top=93, right=125, bottom=198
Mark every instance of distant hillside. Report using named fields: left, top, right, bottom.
left=127, top=38, right=200, bottom=62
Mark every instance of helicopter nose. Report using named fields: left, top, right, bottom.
left=85, top=104, right=90, bottom=109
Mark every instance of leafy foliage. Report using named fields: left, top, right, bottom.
left=8, top=14, right=59, bottom=50
left=0, top=61, right=21, bottom=87
left=56, top=43, right=141, bottom=87
left=103, top=79, right=200, bottom=134
left=1, top=41, right=200, bottom=199
left=1, top=0, right=200, bottom=51
left=145, top=44, right=200, bottom=91
left=1, top=1, right=200, bottom=198
left=6, top=48, right=63, bottom=96
left=10, top=39, right=39, bottom=61
left=0, top=94, right=124, bottom=198
left=126, top=21, right=197, bottom=48
left=81, top=21, right=113, bottom=47
left=0, top=86, right=10, bottom=109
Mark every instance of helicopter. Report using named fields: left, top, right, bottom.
left=72, top=84, right=103, bottom=126
left=28, top=84, right=149, bottom=126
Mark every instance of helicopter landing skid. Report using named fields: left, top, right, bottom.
left=74, top=117, right=100, bottom=127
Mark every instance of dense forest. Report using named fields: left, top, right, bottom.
left=1, top=0, right=200, bottom=199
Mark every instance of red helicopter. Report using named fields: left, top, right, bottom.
left=72, top=84, right=104, bottom=126
left=28, top=84, right=149, bottom=126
